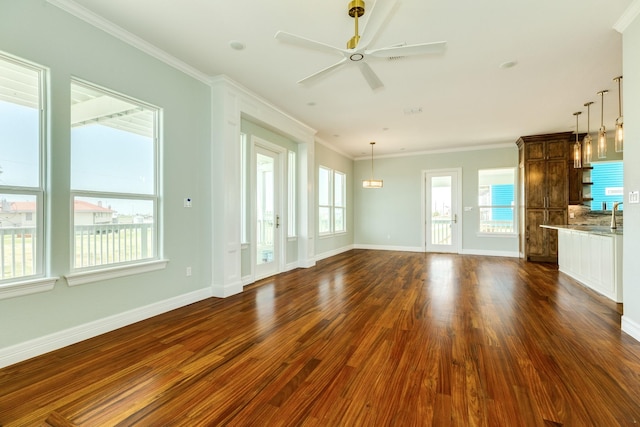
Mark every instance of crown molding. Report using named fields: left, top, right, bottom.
left=353, top=141, right=514, bottom=161
left=614, top=0, right=640, bottom=33
left=315, top=138, right=355, bottom=160
left=46, top=0, right=211, bottom=84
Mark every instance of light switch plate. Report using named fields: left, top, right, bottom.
left=630, top=191, right=640, bottom=204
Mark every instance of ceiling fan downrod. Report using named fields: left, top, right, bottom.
left=347, top=0, right=365, bottom=49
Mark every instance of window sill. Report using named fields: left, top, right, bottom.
left=0, top=276, right=58, bottom=300
left=476, top=232, right=517, bottom=238
left=65, top=259, right=169, bottom=287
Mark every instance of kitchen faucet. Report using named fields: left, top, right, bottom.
left=611, top=201, right=623, bottom=229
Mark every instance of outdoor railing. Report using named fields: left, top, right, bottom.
left=480, top=220, right=514, bottom=233
left=431, top=218, right=452, bottom=245
left=74, top=223, right=154, bottom=268
left=1, top=226, right=36, bottom=280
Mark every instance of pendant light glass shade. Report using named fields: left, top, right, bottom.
left=597, top=90, right=608, bottom=159
left=362, top=142, right=383, bottom=188
left=614, top=76, right=623, bottom=152
left=583, top=102, right=593, bottom=165
left=573, top=112, right=582, bottom=169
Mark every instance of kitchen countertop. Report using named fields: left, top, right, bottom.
left=541, top=224, right=623, bottom=236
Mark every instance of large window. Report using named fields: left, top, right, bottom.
left=318, top=166, right=346, bottom=235
left=0, top=53, right=45, bottom=282
left=70, top=80, right=159, bottom=270
left=590, top=161, right=623, bottom=210
left=478, top=168, right=515, bottom=234
left=288, top=150, right=296, bottom=238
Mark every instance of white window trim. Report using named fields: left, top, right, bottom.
left=69, top=79, right=161, bottom=273
left=318, top=166, right=333, bottom=236
left=65, top=259, right=168, bottom=287
left=0, top=276, right=58, bottom=300
left=318, top=166, right=347, bottom=237
left=0, top=53, right=48, bottom=289
left=478, top=168, right=516, bottom=235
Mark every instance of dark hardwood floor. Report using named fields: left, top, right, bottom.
left=1, top=250, right=640, bottom=426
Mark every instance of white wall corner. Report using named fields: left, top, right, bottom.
left=622, top=315, right=640, bottom=343
left=211, top=280, right=243, bottom=298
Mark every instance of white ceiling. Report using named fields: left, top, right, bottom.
left=61, top=0, right=632, bottom=158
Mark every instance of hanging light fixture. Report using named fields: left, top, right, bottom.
left=362, top=141, right=383, bottom=188
left=573, top=111, right=582, bottom=168
left=583, top=101, right=593, bottom=165
left=597, top=90, right=608, bottom=159
left=614, top=75, right=623, bottom=152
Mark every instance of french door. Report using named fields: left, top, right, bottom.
left=254, top=143, right=284, bottom=280
left=424, top=169, right=461, bottom=253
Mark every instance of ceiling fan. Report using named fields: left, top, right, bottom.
left=274, top=0, right=447, bottom=91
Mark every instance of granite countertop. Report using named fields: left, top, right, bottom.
left=541, top=224, right=623, bottom=236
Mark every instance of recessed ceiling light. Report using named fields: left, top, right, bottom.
left=382, top=127, right=389, bottom=131
left=307, top=102, right=316, bottom=106
left=229, top=40, right=245, bottom=51
left=499, top=60, right=518, bottom=69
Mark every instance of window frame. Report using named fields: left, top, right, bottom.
left=288, top=150, right=297, bottom=239
left=477, top=167, right=516, bottom=236
left=0, top=52, right=57, bottom=299
left=67, top=78, right=164, bottom=280
left=318, top=165, right=347, bottom=236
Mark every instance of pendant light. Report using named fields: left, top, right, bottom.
left=597, top=90, right=608, bottom=159
left=583, top=102, right=593, bottom=165
left=613, top=75, right=623, bottom=152
left=573, top=111, right=582, bottom=168
left=362, top=142, right=383, bottom=188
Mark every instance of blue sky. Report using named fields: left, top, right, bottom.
left=1, top=99, right=155, bottom=215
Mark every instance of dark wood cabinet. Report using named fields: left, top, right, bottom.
left=517, top=132, right=572, bottom=262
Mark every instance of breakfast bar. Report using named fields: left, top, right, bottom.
left=542, top=225, right=623, bottom=302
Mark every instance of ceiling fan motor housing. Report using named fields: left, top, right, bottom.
left=348, top=0, right=365, bottom=18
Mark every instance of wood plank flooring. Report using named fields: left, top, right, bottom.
left=1, top=250, right=640, bottom=426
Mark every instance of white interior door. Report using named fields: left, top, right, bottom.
left=254, top=144, right=283, bottom=280
left=424, top=169, right=461, bottom=253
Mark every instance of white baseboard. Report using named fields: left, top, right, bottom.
left=460, top=249, right=520, bottom=258
left=353, top=244, right=423, bottom=253
left=622, top=316, right=640, bottom=343
left=211, top=281, right=242, bottom=298
left=0, top=288, right=213, bottom=369
left=315, top=245, right=355, bottom=262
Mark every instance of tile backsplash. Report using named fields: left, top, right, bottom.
left=568, top=205, right=623, bottom=227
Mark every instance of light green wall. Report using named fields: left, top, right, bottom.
left=315, top=142, right=355, bottom=257
left=622, top=12, right=640, bottom=333
left=239, top=118, right=298, bottom=277
left=0, top=1, right=211, bottom=347
left=354, top=146, right=519, bottom=254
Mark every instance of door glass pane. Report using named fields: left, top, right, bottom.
left=431, top=176, right=452, bottom=245
left=256, top=153, right=274, bottom=265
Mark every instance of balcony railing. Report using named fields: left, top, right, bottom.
left=1, top=226, right=36, bottom=280
left=74, top=223, right=154, bottom=268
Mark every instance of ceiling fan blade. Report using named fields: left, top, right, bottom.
left=367, top=41, right=447, bottom=58
left=358, top=62, right=384, bottom=91
left=275, top=31, right=346, bottom=56
left=298, top=58, right=348, bottom=85
left=357, top=0, right=399, bottom=49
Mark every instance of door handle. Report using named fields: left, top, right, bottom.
left=452, top=214, right=457, bottom=224
left=276, top=215, right=280, bottom=228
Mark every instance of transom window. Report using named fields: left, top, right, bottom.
left=0, top=53, right=45, bottom=282
left=70, top=80, right=160, bottom=270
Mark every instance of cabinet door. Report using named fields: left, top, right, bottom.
left=526, top=160, right=546, bottom=209
left=546, top=209, right=566, bottom=258
left=547, top=139, right=568, bottom=159
left=547, top=159, right=568, bottom=208
left=526, top=210, right=546, bottom=258
left=568, top=162, right=582, bottom=204
left=525, top=141, right=545, bottom=160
